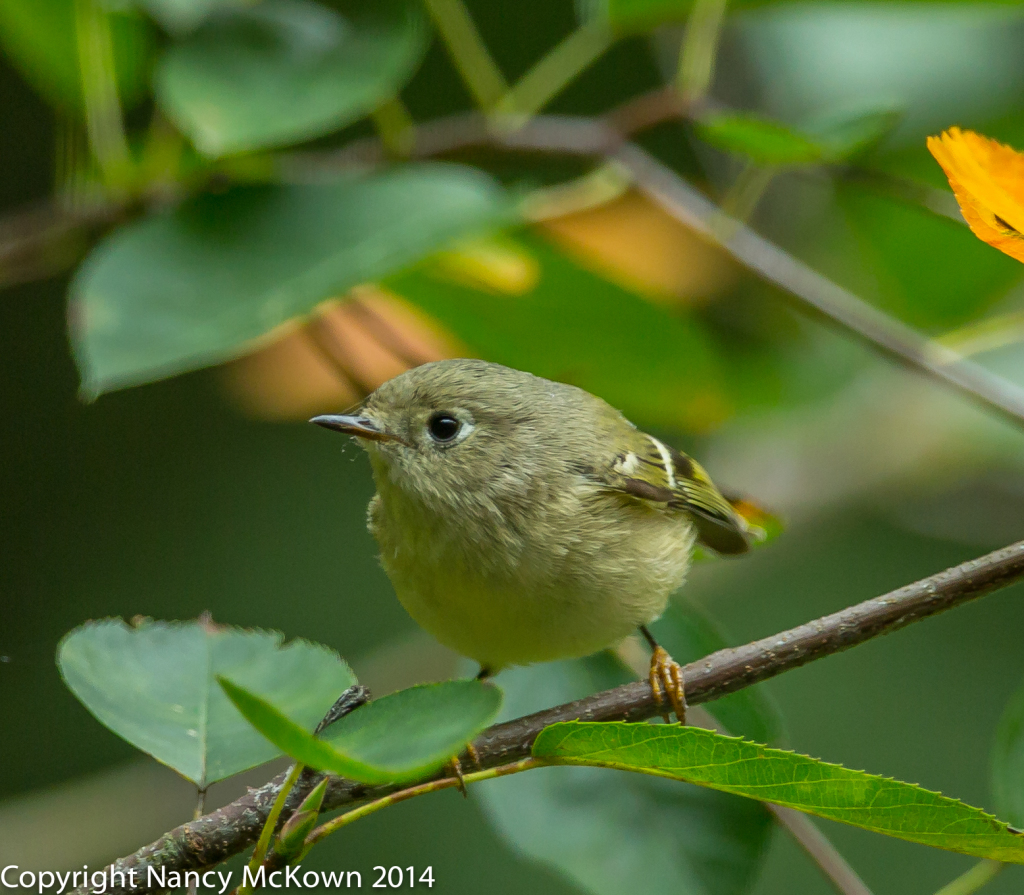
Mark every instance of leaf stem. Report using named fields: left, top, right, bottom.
left=305, top=757, right=540, bottom=849
left=932, top=860, right=1004, bottom=895
left=715, top=161, right=777, bottom=235
left=239, top=762, right=304, bottom=895
left=493, top=21, right=615, bottom=132
left=422, top=0, right=507, bottom=111
left=371, top=97, right=417, bottom=159
left=73, top=0, right=132, bottom=193
left=676, top=0, right=729, bottom=105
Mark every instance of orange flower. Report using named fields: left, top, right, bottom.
left=927, top=127, right=1024, bottom=263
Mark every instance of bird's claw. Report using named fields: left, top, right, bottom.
left=649, top=645, right=687, bottom=724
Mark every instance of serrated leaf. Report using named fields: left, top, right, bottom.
left=70, top=163, right=509, bottom=397
left=219, top=678, right=502, bottom=784
left=154, top=0, right=427, bottom=156
left=535, top=722, right=1024, bottom=863
left=695, top=113, right=823, bottom=166
left=388, top=233, right=731, bottom=433
left=477, top=646, right=773, bottom=895
left=58, top=618, right=355, bottom=786
left=992, top=678, right=1024, bottom=829
left=0, top=0, right=151, bottom=112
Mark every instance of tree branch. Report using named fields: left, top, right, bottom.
left=71, top=539, right=1024, bottom=895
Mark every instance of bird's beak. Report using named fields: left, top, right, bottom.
left=310, top=414, right=400, bottom=443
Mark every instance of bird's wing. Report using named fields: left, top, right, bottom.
left=596, top=432, right=752, bottom=555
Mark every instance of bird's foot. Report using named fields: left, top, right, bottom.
left=648, top=646, right=687, bottom=725
left=446, top=756, right=468, bottom=798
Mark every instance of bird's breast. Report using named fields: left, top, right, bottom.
left=366, top=479, right=695, bottom=668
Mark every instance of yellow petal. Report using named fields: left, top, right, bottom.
left=927, top=127, right=1024, bottom=263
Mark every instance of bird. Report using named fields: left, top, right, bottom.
left=312, top=358, right=754, bottom=723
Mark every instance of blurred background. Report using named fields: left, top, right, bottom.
left=3, top=1, right=1024, bottom=893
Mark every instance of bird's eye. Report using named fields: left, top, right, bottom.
left=427, top=412, right=461, bottom=443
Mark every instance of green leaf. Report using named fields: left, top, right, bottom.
left=70, top=163, right=509, bottom=396
left=992, top=677, right=1024, bottom=829
left=389, top=233, right=731, bottom=432
left=0, top=0, right=151, bottom=112
left=154, top=0, right=427, bottom=156
left=219, top=678, right=502, bottom=784
left=477, top=647, right=773, bottom=895
left=695, top=113, right=823, bottom=166
left=57, top=618, right=355, bottom=787
left=131, top=0, right=246, bottom=34
left=803, top=104, right=903, bottom=162
left=535, top=722, right=1024, bottom=864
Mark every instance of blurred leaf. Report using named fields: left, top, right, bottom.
left=695, top=113, right=822, bottom=166
left=838, top=181, right=1022, bottom=330
left=535, top=722, right=1024, bottom=863
left=220, top=678, right=502, bottom=784
left=805, top=104, right=903, bottom=162
left=71, top=163, right=509, bottom=397
left=130, top=0, right=246, bottom=34
left=389, top=233, right=731, bottom=432
left=0, top=0, right=151, bottom=112
left=154, top=0, right=427, bottom=156
left=992, top=677, right=1024, bottom=829
left=477, top=639, right=773, bottom=895
left=58, top=618, right=355, bottom=787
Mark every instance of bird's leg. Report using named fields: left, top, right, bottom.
left=447, top=755, right=468, bottom=798
left=445, top=665, right=493, bottom=794
left=639, top=625, right=687, bottom=725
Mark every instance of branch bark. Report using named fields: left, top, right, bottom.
left=72, top=539, right=1024, bottom=895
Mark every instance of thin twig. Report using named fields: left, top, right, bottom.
left=421, top=0, right=507, bottom=111
left=676, top=0, right=729, bottom=105
left=68, top=540, right=1024, bottom=895
left=492, top=20, right=615, bottom=130
left=609, top=139, right=1024, bottom=429
left=933, top=859, right=1004, bottom=895
left=770, top=806, right=874, bottom=895
left=306, top=757, right=539, bottom=850
left=687, top=705, right=873, bottom=895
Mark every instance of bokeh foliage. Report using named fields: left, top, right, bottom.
left=3, top=0, right=1024, bottom=893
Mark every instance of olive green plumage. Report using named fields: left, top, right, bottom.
left=315, top=359, right=751, bottom=671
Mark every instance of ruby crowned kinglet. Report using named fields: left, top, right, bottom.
left=312, top=359, right=754, bottom=720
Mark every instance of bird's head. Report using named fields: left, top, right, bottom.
left=310, top=359, right=592, bottom=513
